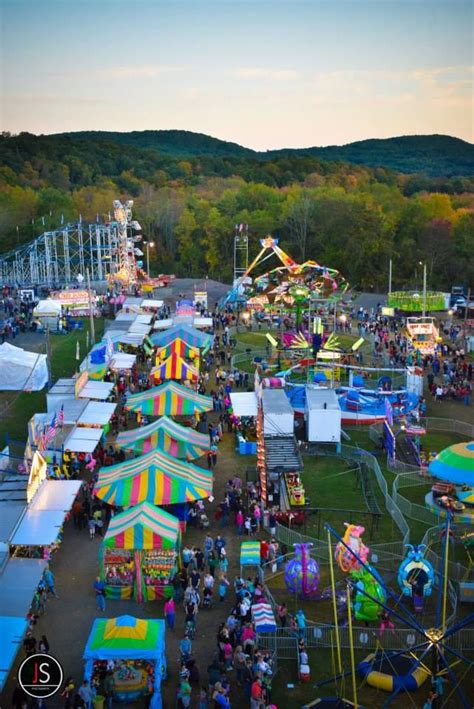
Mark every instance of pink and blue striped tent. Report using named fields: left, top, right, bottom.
left=115, top=416, right=210, bottom=460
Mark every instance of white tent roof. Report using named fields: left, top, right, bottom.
left=114, top=311, right=137, bottom=322
left=173, top=315, right=194, bottom=325
left=77, top=381, right=115, bottom=400
left=30, top=480, right=82, bottom=512
left=134, top=313, right=153, bottom=325
left=153, top=318, right=173, bottom=330
left=11, top=510, right=67, bottom=546
left=141, top=299, right=163, bottom=311
left=123, top=297, right=144, bottom=312
left=49, top=378, right=75, bottom=396
left=116, top=333, right=146, bottom=346
left=193, top=317, right=213, bottom=329
left=0, top=558, right=47, bottom=616
left=77, top=401, right=117, bottom=426
left=109, top=353, right=136, bottom=371
left=51, top=398, right=88, bottom=422
left=33, top=299, right=62, bottom=317
left=230, top=392, right=258, bottom=417
left=0, top=343, right=48, bottom=391
left=64, top=426, right=103, bottom=453
left=128, top=322, right=151, bottom=334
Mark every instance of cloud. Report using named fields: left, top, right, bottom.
left=96, top=65, right=185, bottom=79
left=233, top=67, right=300, bottom=81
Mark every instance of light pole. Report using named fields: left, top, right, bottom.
left=388, top=258, right=392, bottom=298
left=419, top=261, right=427, bottom=317
left=144, top=241, right=155, bottom=277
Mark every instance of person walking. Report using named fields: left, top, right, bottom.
left=277, top=603, right=288, bottom=628
left=94, top=576, right=106, bottom=612
left=78, top=680, right=94, bottom=709
left=218, top=573, right=230, bottom=602
left=44, top=568, right=59, bottom=598
left=164, top=597, right=175, bottom=631
left=38, top=634, right=50, bottom=653
left=103, top=670, right=115, bottom=709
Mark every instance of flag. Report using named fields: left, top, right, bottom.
left=44, top=414, right=58, bottom=444
left=61, top=214, right=64, bottom=225
left=96, top=213, right=100, bottom=223
left=58, top=405, right=65, bottom=427
left=37, top=433, right=46, bottom=452
left=90, top=344, right=106, bottom=364
left=41, top=216, right=45, bottom=226
left=384, top=397, right=393, bottom=427
left=76, top=341, right=80, bottom=361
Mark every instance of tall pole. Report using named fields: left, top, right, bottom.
left=463, top=287, right=471, bottom=352
left=146, top=243, right=150, bottom=277
left=388, top=258, right=392, bottom=297
left=45, top=326, right=53, bottom=389
left=346, top=585, right=358, bottom=709
left=327, top=531, right=343, bottom=675
left=422, top=262, right=427, bottom=318
left=86, top=267, right=95, bottom=345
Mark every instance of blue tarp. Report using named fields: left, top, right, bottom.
left=0, top=616, right=28, bottom=690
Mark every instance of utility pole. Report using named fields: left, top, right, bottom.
left=388, top=258, right=392, bottom=297
left=463, top=287, right=471, bottom=352
left=45, top=326, right=53, bottom=389
left=86, top=267, right=95, bottom=345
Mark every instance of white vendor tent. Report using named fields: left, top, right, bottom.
left=46, top=378, right=75, bottom=410
left=0, top=343, right=48, bottom=391
left=128, top=321, right=151, bottom=335
left=51, top=398, right=88, bottom=422
left=153, top=318, right=174, bottom=330
left=0, top=558, right=47, bottom=617
left=114, top=311, right=137, bottom=322
left=64, top=426, right=103, bottom=453
left=230, top=392, right=258, bottom=417
left=141, top=299, right=163, bottom=311
left=29, top=480, right=82, bottom=512
left=110, top=353, right=137, bottom=371
left=134, top=313, right=153, bottom=325
left=305, top=387, right=341, bottom=444
left=193, top=317, right=213, bottom=329
left=77, top=381, right=115, bottom=400
left=122, top=297, right=144, bottom=312
left=77, top=401, right=117, bottom=427
left=33, top=299, right=62, bottom=317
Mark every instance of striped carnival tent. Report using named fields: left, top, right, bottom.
left=149, top=324, right=212, bottom=350
left=151, top=353, right=199, bottom=382
left=103, top=502, right=180, bottom=550
left=240, top=541, right=261, bottom=568
left=93, top=448, right=213, bottom=506
left=156, top=338, right=200, bottom=362
left=125, top=381, right=213, bottom=416
left=428, top=442, right=474, bottom=486
left=251, top=602, right=277, bottom=632
left=115, top=416, right=210, bottom=459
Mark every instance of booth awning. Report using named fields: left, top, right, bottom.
left=153, top=318, right=174, bottom=330
left=104, top=502, right=179, bottom=550
left=230, top=392, right=258, bottom=417
left=240, top=541, right=261, bottom=566
left=125, top=381, right=213, bottom=416
left=115, top=415, right=209, bottom=459
left=78, top=381, right=115, bottom=401
left=77, top=401, right=117, bottom=427
left=141, top=299, right=163, bottom=311
left=94, top=448, right=213, bottom=507
left=30, top=480, right=82, bottom=511
left=51, top=398, right=88, bottom=423
left=0, top=615, right=29, bottom=690
left=0, top=558, right=46, bottom=617
left=64, top=426, right=103, bottom=453
left=128, top=322, right=152, bottom=335
left=110, top=353, right=137, bottom=371
left=193, top=317, right=213, bottom=329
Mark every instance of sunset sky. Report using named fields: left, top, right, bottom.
left=1, top=0, right=472, bottom=149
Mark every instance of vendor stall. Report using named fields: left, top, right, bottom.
left=115, top=416, right=209, bottom=459
left=101, top=502, right=179, bottom=601
left=251, top=602, right=277, bottom=633
left=153, top=319, right=174, bottom=331
left=83, top=615, right=166, bottom=709
left=110, top=353, right=137, bottom=372
left=93, top=449, right=213, bottom=507
left=240, top=541, right=262, bottom=576
left=64, top=426, right=104, bottom=454
left=155, top=338, right=200, bottom=362
left=77, top=401, right=117, bottom=429
left=125, top=381, right=213, bottom=417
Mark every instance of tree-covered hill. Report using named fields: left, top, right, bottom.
left=53, top=130, right=474, bottom=177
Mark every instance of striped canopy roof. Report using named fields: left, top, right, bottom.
left=152, top=353, right=199, bottom=381
left=83, top=616, right=165, bottom=659
left=103, top=501, right=179, bottom=549
left=150, top=324, right=212, bottom=350
left=115, top=415, right=210, bottom=459
left=93, top=447, right=213, bottom=506
left=156, top=338, right=200, bottom=362
left=240, top=541, right=261, bottom=566
left=428, top=441, right=474, bottom=486
left=125, top=381, right=213, bottom=416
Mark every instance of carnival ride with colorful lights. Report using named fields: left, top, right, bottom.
left=226, top=236, right=349, bottom=325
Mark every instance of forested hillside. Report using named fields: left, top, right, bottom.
left=0, top=131, right=473, bottom=291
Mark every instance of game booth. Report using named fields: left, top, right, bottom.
left=155, top=338, right=200, bottom=363
left=151, top=353, right=199, bottom=383
left=115, top=416, right=210, bottom=459
left=125, top=381, right=213, bottom=417
left=101, top=502, right=180, bottom=601
left=83, top=615, right=166, bottom=708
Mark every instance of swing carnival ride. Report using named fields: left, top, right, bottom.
left=225, top=235, right=349, bottom=324
left=321, top=522, right=474, bottom=708
left=0, top=198, right=145, bottom=289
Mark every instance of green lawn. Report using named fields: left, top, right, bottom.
left=0, top=318, right=105, bottom=445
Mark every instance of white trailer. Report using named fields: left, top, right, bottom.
left=305, top=387, right=341, bottom=444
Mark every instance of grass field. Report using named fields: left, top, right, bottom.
left=0, top=318, right=105, bottom=445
